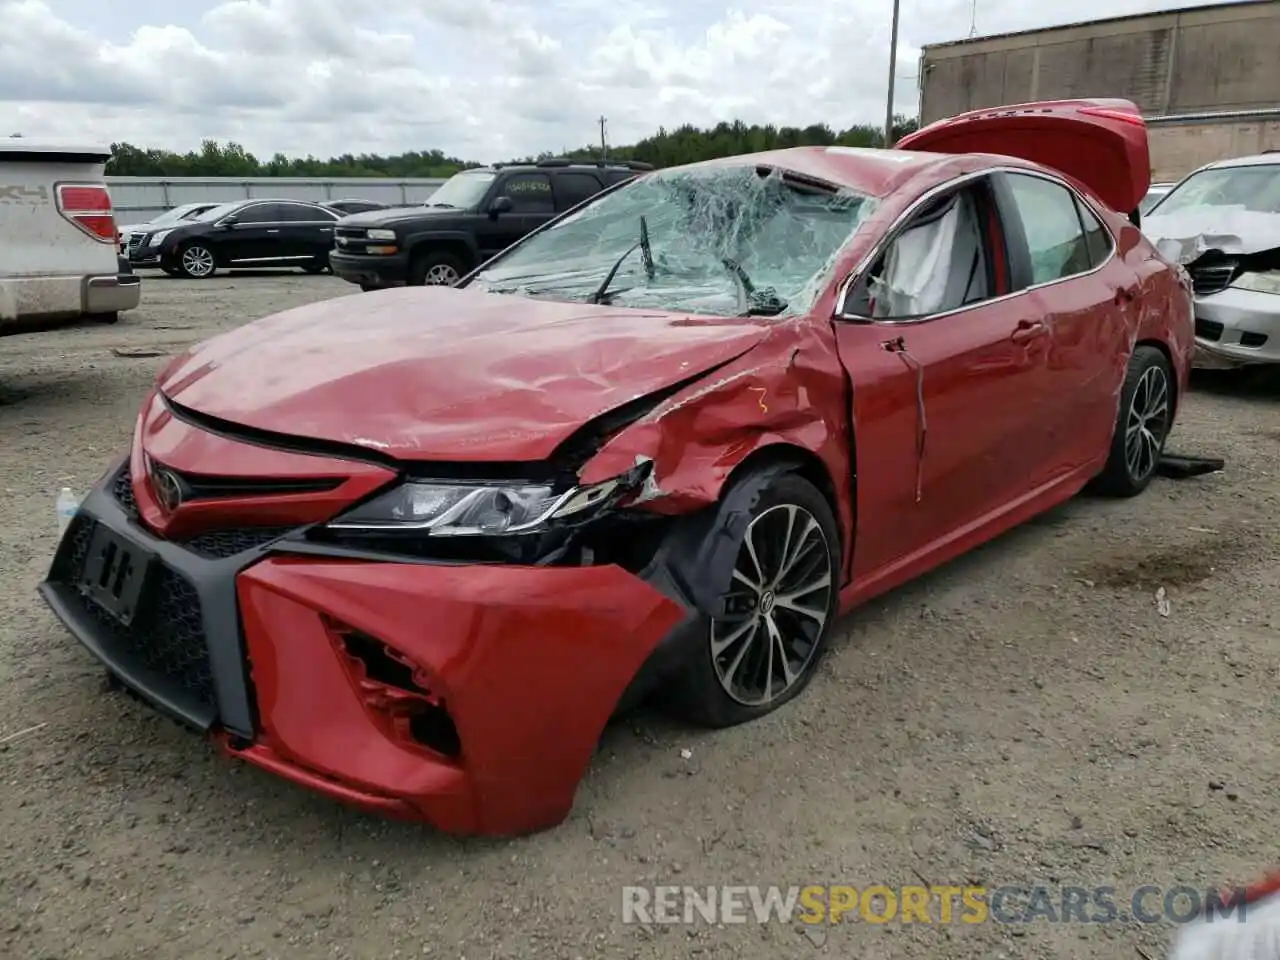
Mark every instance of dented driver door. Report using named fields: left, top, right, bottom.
left=833, top=177, right=1053, bottom=586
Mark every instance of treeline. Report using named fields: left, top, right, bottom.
left=103, top=116, right=921, bottom=178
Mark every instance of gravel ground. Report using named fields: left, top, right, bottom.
left=1, top=271, right=1278, bottom=960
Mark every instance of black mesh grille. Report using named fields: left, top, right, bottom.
left=184, top=527, right=292, bottom=559
left=112, top=468, right=138, bottom=518
left=61, top=515, right=216, bottom=709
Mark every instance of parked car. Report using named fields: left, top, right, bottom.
left=329, top=158, right=651, bottom=290
left=118, top=202, right=221, bottom=259
left=1141, top=153, right=1280, bottom=367
left=324, top=198, right=390, bottom=215
left=40, top=99, right=1194, bottom=836
left=1139, top=181, right=1176, bottom=214
left=1, top=138, right=140, bottom=331
left=126, top=198, right=340, bottom=277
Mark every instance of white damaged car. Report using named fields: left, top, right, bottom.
left=1143, top=153, right=1280, bottom=368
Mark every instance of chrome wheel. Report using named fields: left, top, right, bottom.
left=1125, top=364, right=1169, bottom=481
left=181, top=245, right=215, bottom=278
left=710, top=503, right=834, bottom=706
left=425, top=262, right=460, bottom=285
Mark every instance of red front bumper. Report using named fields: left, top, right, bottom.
left=228, top=557, right=686, bottom=835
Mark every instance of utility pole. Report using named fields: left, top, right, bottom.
left=598, top=116, right=608, bottom=161
left=884, top=0, right=901, bottom=148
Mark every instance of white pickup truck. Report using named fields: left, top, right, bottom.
left=0, top=138, right=141, bottom=331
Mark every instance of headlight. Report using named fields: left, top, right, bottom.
left=366, top=229, right=396, bottom=241
left=326, top=472, right=637, bottom=537
left=1230, top=270, right=1280, bottom=296
left=148, top=229, right=172, bottom=246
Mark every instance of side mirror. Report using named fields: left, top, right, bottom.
left=489, top=196, right=513, bottom=218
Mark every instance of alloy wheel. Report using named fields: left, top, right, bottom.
left=425, top=263, right=460, bottom=285
left=182, top=246, right=215, bottom=278
left=710, top=503, right=834, bottom=706
left=1125, top=364, right=1169, bottom=481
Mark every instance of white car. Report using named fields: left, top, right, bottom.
left=0, top=138, right=140, bottom=330
left=118, top=201, right=220, bottom=264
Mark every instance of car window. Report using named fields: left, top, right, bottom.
left=846, top=183, right=993, bottom=319
left=274, top=203, right=334, bottom=222
left=1076, top=196, right=1113, bottom=268
left=1152, top=164, right=1280, bottom=215
left=235, top=203, right=278, bottom=224
left=1004, top=174, right=1093, bottom=285
left=501, top=174, right=554, bottom=213
left=552, top=173, right=604, bottom=211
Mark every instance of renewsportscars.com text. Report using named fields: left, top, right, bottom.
left=621, top=884, right=1247, bottom=925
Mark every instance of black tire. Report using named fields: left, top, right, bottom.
left=668, top=471, right=840, bottom=728
left=407, top=249, right=466, bottom=287
left=176, top=242, right=217, bottom=279
left=161, top=266, right=180, bottom=277
left=1092, top=345, right=1174, bottom=497
left=359, top=282, right=380, bottom=292
left=302, top=262, right=327, bottom=275
left=95, top=311, right=120, bottom=325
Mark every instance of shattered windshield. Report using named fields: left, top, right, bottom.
left=469, top=165, right=877, bottom=318
left=1153, top=165, right=1280, bottom=216
left=425, top=170, right=496, bottom=210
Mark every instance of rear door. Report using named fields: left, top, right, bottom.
left=273, top=202, right=338, bottom=259
left=220, top=202, right=277, bottom=262
left=833, top=174, right=1053, bottom=581
left=896, top=99, right=1150, bottom=216
left=991, top=170, right=1141, bottom=481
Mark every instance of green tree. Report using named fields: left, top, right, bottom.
left=103, top=116, right=922, bottom=178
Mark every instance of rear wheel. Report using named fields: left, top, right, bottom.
left=408, top=250, right=466, bottom=286
left=669, top=471, right=840, bottom=728
left=1093, top=345, right=1173, bottom=497
left=177, top=243, right=217, bottom=279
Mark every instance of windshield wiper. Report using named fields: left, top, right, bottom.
left=591, top=215, right=654, bottom=304
left=428, top=202, right=457, bottom=208
left=721, top=257, right=789, bottom=316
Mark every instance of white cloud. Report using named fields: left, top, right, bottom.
left=0, top=0, right=1244, bottom=162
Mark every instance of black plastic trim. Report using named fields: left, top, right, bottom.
left=0, top=149, right=110, bottom=163
left=38, top=472, right=280, bottom=739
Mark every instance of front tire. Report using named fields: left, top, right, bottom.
left=407, top=250, right=466, bottom=286
left=177, top=243, right=217, bottom=279
left=1093, top=345, right=1174, bottom=497
left=669, top=471, right=840, bottom=728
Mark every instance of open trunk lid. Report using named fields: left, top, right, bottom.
left=896, top=98, right=1150, bottom=214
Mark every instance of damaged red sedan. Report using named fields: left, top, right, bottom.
left=42, top=98, right=1194, bottom=836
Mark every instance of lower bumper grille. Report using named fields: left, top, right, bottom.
left=1195, top=317, right=1224, bottom=342
left=56, top=514, right=216, bottom=710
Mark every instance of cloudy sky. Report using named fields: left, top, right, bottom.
left=0, top=0, right=1241, bottom=162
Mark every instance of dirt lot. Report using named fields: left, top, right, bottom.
left=1, top=272, right=1278, bottom=960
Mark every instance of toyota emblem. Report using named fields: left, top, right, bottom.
left=151, top=466, right=184, bottom=512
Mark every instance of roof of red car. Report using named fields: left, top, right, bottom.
left=685, top=145, right=951, bottom=198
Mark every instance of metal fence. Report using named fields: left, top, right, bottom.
left=106, top=176, right=448, bottom=222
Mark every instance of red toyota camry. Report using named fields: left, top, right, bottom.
left=42, top=98, right=1194, bottom=836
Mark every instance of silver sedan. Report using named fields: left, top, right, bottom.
left=1143, top=154, right=1280, bottom=367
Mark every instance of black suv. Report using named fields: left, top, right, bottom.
left=329, top=159, right=652, bottom=290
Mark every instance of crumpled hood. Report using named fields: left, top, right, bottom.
left=1143, top=207, right=1280, bottom=264
left=158, top=286, right=771, bottom=461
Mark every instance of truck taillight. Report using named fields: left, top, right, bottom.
left=55, top=182, right=117, bottom=243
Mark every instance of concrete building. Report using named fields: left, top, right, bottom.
left=918, top=0, right=1280, bottom=181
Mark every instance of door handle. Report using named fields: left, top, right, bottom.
left=1010, top=319, right=1047, bottom=344
left=266, top=229, right=280, bottom=233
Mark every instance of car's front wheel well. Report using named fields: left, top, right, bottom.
left=408, top=240, right=474, bottom=271
left=721, top=443, right=841, bottom=544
